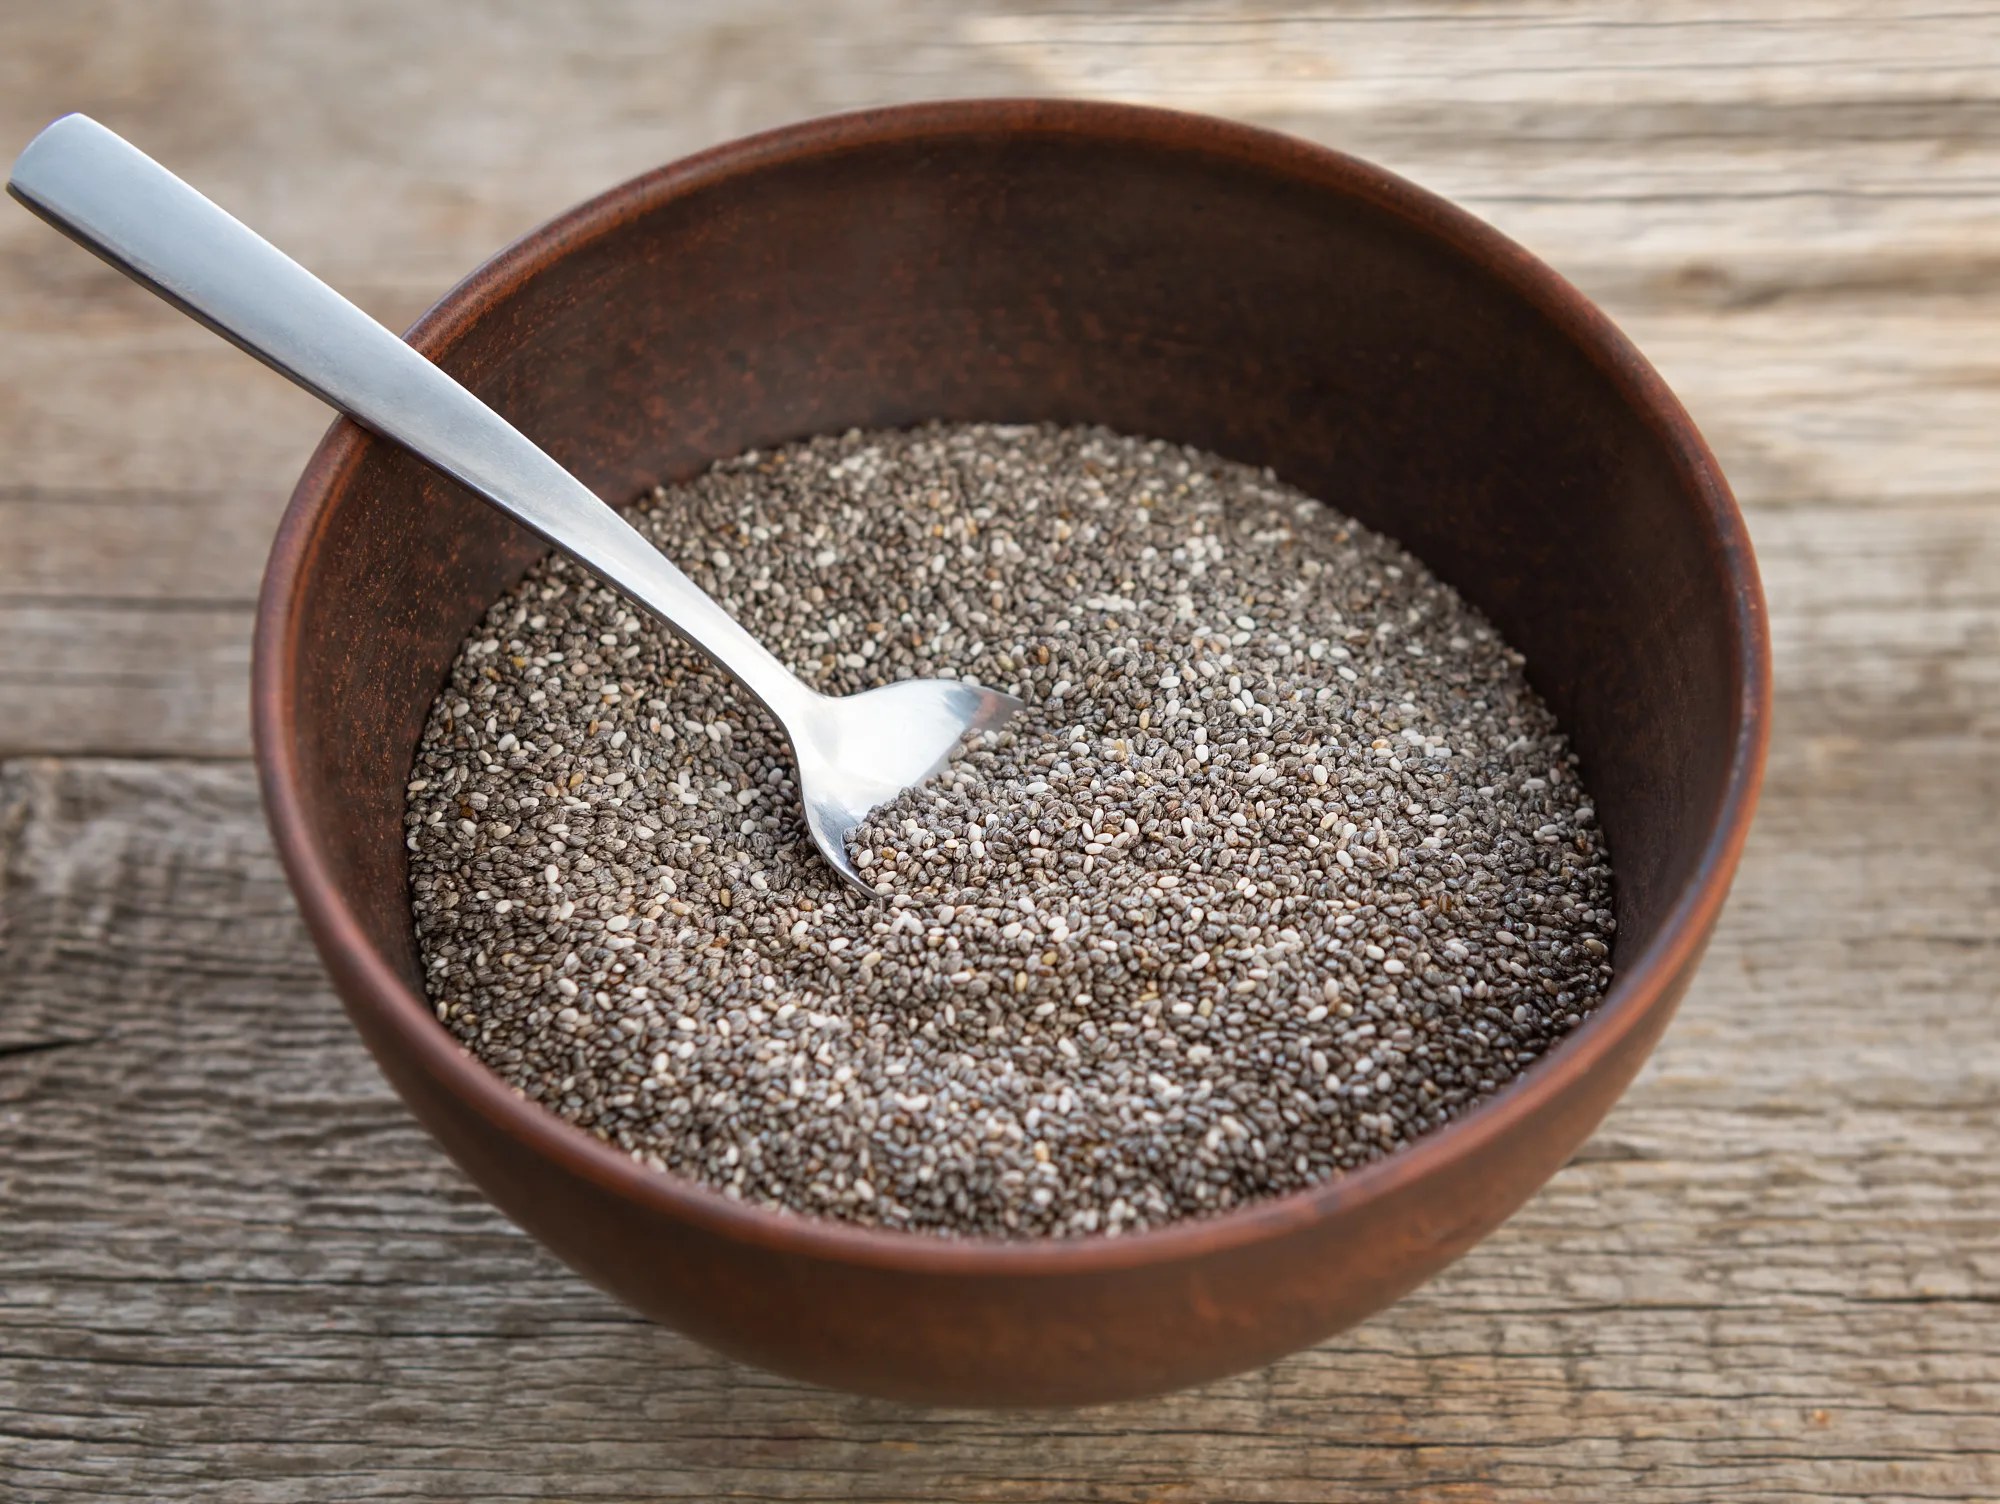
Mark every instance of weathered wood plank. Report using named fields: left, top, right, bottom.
left=1757, top=502, right=2000, bottom=745
left=0, top=489, right=282, bottom=604
left=964, top=3, right=2000, bottom=116
left=0, top=603, right=251, bottom=759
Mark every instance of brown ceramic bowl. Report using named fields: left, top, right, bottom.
left=252, top=99, right=1768, bottom=1407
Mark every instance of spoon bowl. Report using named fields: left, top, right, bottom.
left=794, top=676, right=1021, bottom=889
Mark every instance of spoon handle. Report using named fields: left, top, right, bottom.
left=8, top=112, right=816, bottom=726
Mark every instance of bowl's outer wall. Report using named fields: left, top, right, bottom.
left=259, top=103, right=1765, bottom=1406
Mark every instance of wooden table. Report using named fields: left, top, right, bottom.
left=4, top=4, right=1995, bottom=1498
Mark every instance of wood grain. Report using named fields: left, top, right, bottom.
left=1, top=0, right=1996, bottom=1498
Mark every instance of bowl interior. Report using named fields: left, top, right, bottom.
left=267, top=102, right=1756, bottom=1226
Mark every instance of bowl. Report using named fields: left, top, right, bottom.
left=252, top=99, right=1769, bottom=1407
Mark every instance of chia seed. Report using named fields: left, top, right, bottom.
left=406, top=423, right=1614, bottom=1239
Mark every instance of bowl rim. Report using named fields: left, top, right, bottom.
left=253, top=96, right=1771, bottom=1277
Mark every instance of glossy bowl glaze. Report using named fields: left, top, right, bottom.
left=253, top=99, right=1768, bottom=1407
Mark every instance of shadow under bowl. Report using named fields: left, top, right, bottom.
left=252, top=99, right=1769, bottom=1408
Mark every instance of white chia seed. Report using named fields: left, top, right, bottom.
left=407, top=423, right=1614, bottom=1239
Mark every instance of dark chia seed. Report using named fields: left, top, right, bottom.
left=406, top=423, right=1614, bottom=1238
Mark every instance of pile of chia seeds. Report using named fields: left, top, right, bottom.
left=406, top=423, right=1613, bottom=1238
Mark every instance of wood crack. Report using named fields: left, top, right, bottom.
left=0, top=1035, right=104, bottom=1062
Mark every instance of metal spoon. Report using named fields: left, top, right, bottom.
left=9, top=113, right=1021, bottom=895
